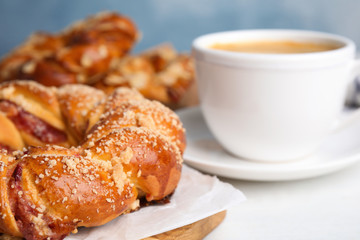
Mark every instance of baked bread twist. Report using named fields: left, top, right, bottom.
left=0, top=81, right=185, bottom=240
left=0, top=12, right=196, bottom=108
left=0, top=12, right=138, bottom=86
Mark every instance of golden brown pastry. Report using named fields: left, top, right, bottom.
left=0, top=81, right=185, bottom=239
left=0, top=12, right=139, bottom=87
left=0, top=81, right=76, bottom=149
left=0, top=12, right=197, bottom=108
left=56, top=84, right=105, bottom=142
left=93, top=43, right=196, bottom=108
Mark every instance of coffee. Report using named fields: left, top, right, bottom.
left=210, top=40, right=341, bottom=54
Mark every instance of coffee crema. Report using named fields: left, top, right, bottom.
left=210, top=40, right=341, bottom=54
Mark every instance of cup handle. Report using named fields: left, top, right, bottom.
left=351, top=58, right=360, bottom=78
left=332, top=59, right=360, bottom=133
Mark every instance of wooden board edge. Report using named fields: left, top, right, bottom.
left=143, top=210, right=227, bottom=240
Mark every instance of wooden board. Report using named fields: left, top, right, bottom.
left=0, top=211, right=226, bottom=240
left=143, top=211, right=226, bottom=240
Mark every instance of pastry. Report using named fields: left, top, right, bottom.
left=0, top=81, right=185, bottom=239
left=0, top=12, right=197, bottom=108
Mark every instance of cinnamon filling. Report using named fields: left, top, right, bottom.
left=0, top=100, right=67, bottom=144
left=10, top=163, right=74, bottom=240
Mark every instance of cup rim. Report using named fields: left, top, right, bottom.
left=192, top=29, right=356, bottom=69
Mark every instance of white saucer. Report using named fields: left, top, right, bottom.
left=176, top=107, right=360, bottom=181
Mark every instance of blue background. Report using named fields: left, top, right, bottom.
left=0, top=0, right=359, bottom=56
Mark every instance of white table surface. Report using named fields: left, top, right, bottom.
left=203, top=161, right=360, bottom=240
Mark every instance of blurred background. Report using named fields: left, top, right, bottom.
left=0, top=0, right=359, bottom=57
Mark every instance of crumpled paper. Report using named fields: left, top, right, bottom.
left=66, top=164, right=245, bottom=240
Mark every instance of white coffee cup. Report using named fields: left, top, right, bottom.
left=192, top=29, right=360, bottom=162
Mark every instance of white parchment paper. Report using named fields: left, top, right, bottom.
left=67, top=164, right=246, bottom=240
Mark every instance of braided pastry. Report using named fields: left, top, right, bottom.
left=0, top=12, right=138, bottom=86
left=0, top=12, right=197, bottom=108
left=0, top=81, right=185, bottom=239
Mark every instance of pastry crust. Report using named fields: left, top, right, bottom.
left=0, top=81, right=75, bottom=148
left=0, top=81, right=185, bottom=239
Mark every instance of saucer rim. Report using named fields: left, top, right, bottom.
left=177, top=106, right=360, bottom=181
